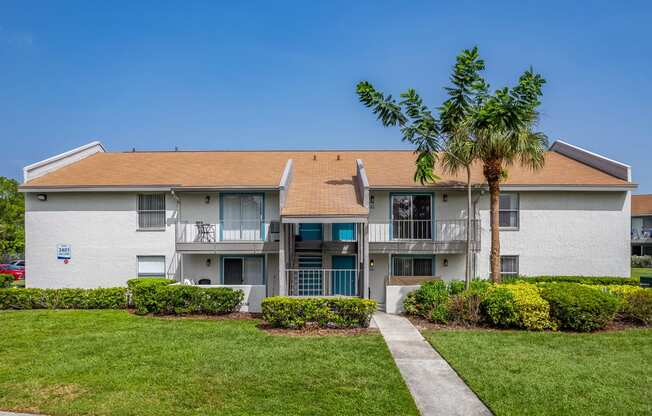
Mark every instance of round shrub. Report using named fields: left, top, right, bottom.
left=481, top=284, right=555, bottom=330
left=540, top=283, right=619, bottom=332
left=481, top=286, right=519, bottom=328
left=403, top=280, right=450, bottom=323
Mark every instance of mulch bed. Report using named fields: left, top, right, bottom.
left=408, top=314, right=647, bottom=333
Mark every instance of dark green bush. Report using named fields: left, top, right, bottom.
left=448, top=280, right=466, bottom=295
left=261, top=297, right=377, bottom=328
left=403, top=280, right=450, bottom=323
left=140, top=285, right=243, bottom=315
left=540, top=283, right=619, bottom=332
left=481, top=287, right=519, bottom=328
left=503, top=275, right=639, bottom=286
left=127, top=277, right=176, bottom=313
left=0, top=274, right=13, bottom=288
left=0, top=288, right=127, bottom=309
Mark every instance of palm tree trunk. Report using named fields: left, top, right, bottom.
left=465, top=165, right=472, bottom=289
left=488, top=178, right=501, bottom=283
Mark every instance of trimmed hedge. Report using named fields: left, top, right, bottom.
left=0, top=288, right=127, bottom=309
left=135, top=285, right=244, bottom=315
left=540, top=283, right=620, bottom=332
left=261, top=297, right=377, bottom=328
left=127, top=277, right=176, bottom=313
left=503, top=275, right=639, bottom=286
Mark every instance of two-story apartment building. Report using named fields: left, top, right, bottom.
left=20, top=140, right=634, bottom=312
left=632, top=194, right=652, bottom=256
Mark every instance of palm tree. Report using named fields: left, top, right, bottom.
left=356, top=47, right=548, bottom=284
left=438, top=47, right=487, bottom=288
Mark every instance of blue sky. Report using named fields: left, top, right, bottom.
left=1, top=1, right=650, bottom=192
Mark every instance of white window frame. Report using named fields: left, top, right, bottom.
left=499, top=192, right=519, bottom=230
left=137, top=193, right=166, bottom=230
left=137, top=256, right=166, bottom=277
left=500, top=255, right=519, bottom=279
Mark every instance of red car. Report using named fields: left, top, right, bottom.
left=0, top=262, right=25, bottom=280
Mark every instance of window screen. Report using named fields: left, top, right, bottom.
left=137, top=256, right=165, bottom=277
left=138, top=194, right=166, bottom=229
left=500, top=256, right=519, bottom=279
left=392, top=256, right=433, bottom=277
left=499, top=193, right=519, bottom=228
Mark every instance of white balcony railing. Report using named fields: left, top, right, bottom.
left=287, top=269, right=359, bottom=297
left=176, top=221, right=279, bottom=243
left=369, top=219, right=480, bottom=243
left=632, top=228, right=652, bottom=241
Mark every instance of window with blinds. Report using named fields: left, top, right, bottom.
left=138, top=194, right=166, bottom=229
left=392, top=256, right=433, bottom=277
left=499, top=193, right=519, bottom=229
left=500, top=256, right=519, bottom=279
left=137, top=256, right=166, bottom=277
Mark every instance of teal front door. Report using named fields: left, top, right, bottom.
left=331, top=256, right=356, bottom=296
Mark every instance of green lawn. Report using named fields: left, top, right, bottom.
left=424, top=329, right=651, bottom=416
left=0, top=310, right=418, bottom=416
left=632, top=267, right=652, bottom=278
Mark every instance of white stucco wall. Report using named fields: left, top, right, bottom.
left=25, top=192, right=176, bottom=288
left=368, top=254, right=389, bottom=304
left=386, top=285, right=419, bottom=314
left=476, top=191, right=631, bottom=277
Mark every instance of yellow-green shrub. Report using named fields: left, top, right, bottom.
left=607, top=286, right=652, bottom=326
left=482, top=283, right=556, bottom=331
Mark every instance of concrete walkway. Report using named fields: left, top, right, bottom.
left=373, top=312, right=492, bottom=416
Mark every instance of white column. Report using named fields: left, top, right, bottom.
left=363, top=223, right=370, bottom=299
left=278, top=223, right=287, bottom=295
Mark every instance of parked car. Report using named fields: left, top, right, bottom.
left=9, top=260, right=25, bottom=268
left=0, top=263, right=25, bottom=280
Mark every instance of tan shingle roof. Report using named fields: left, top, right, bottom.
left=282, top=154, right=367, bottom=217
left=633, top=195, right=652, bottom=216
left=360, top=151, right=631, bottom=187
left=22, top=150, right=633, bottom=216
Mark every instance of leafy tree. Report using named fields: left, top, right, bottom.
left=356, top=46, right=547, bottom=283
left=0, top=177, right=25, bottom=259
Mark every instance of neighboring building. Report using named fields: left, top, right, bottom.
left=632, top=194, right=652, bottom=256
left=20, top=140, right=634, bottom=312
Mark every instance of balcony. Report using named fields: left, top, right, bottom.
left=632, top=227, right=652, bottom=242
left=175, top=220, right=280, bottom=252
left=286, top=269, right=360, bottom=297
left=369, top=219, right=481, bottom=254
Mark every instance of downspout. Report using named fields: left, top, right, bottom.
left=171, top=190, right=181, bottom=282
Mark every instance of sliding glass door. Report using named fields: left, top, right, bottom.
left=222, top=194, right=263, bottom=240
left=222, top=256, right=264, bottom=285
left=391, top=194, right=432, bottom=240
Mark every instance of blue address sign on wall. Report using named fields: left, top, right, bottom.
left=57, top=244, right=71, bottom=260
